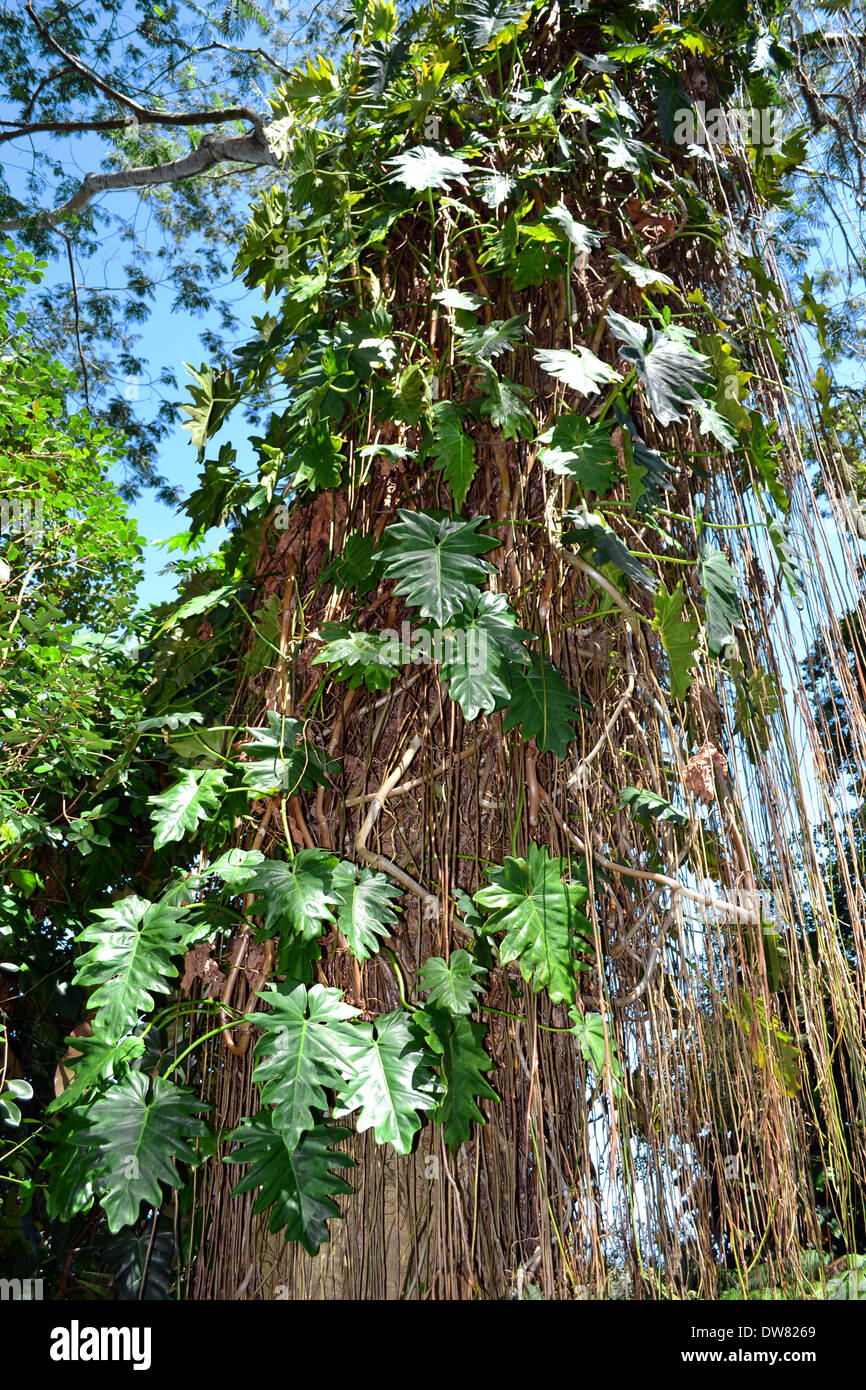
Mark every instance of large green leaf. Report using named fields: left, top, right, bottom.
left=534, top=346, right=619, bottom=397
left=249, top=982, right=361, bottom=1147
left=104, top=1226, right=175, bottom=1302
left=381, top=510, right=497, bottom=626
left=225, top=1112, right=354, bottom=1255
left=429, top=402, right=477, bottom=506
left=478, top=369, right=534, bottom=440
left=312, top=623, right=404, bottom=692
left=653, top=582, right=700, bottom=701
left=699, top=545, right=743, bottom=657
left=48, top=1034, right=146, bottom=1113
left=606, top=310, right=711, bottom=427
left=331, top=861, right=402, bottom=962
left=562, top=508, right=658, bottom=592
left=458, top=0, right=528, bottom=46
left=181, top=363, right=238, bottom=455
left=539, top=414, right=618, bottom=493
left=84, top=1073, right=209, bottom=1233
left=73, top=896, right=190, bottom=1038
left=44, top=1108, right=99, bottom=1222
left=618, top=786, right=689, bottom=828
left=545, top=203, right=603, bottom=253
left=335, top=1010, right=438, bottom=1155
left=386, top=145, right=472, bottom=191
left=455, top=313, right=531, bottom=364
left=240, top=711, right=334, bottom=795
left=474, top=843, right=593, bottom=1004
left=147, top=768, right=229, bottom=851
left=569, top=1008, right=624, bottom=1096
left=420, top=950, right=488, bottom=1016
left=247, top=850, right=339, bottom=944
left=419, top=1007, right=498, bottom=1149
left=502, top=652, right=584, bottom=758
left=438, top=591, right=531, bottom=721
left=206, top=847, right=266, bottom=889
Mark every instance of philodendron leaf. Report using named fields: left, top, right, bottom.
left=502, top=652, right=584, bottom=758
left=618, top=786, right=689, bottom=828
left=313, top=623, right=404, bottom=692
left=458, top=0, right=528, bottom=46
left=240, top=711, right=334, bottom=795
left=699, top=545, right=744, bottom=658
left=206, top=847, right=266, bottom=890
left=610, top=252, right=675, bottom=291
left=48, top=1034, right=146, bottom=1113
left=653, top=582, right=700, bottom=702
left=247, top=850, right=339, bottom=944
left=767, top=516, right=805, bottom=609
left=73, top=895, right=189, bottom=1039
left=455, top=313, right=531, bottom=364
left=478, top=369, right=534, bottom=440
left=429, top=401, right=477, bottom=506
left=545, top=202, right=603, bottom=253
left=539, top=414, right=618, bottom=493
left=386, top=145, right=472, bottom=191
left=335, top=1010, right=438, bottom=1155
left=438, top=591, right=531, bottom=721
left=568, top=1008, right=624, bottom=1097
left=225, top=1112, right=354, bottom=1255
left=249, top=982, right=361, bottom=1148
left=84, top=1073, right=209, bottom=1233
left=474, top=842, right=593, bottom=1005
left=104, top=1225, right=175, bottom=1302
left=562, top=508, right=658, bottom=592
left=606, top=310, right=711, bottom=427
left=420, top=950, right=488, bottom=1016
left=331, top=861, right=402, bottom=962
left=534, top=346, right=619, bottom=397
left=147, top=768, right=229, bottom=850
left=381, top=510, right=497, bottom=627
left=418, top=1006, right=498, bottom=1149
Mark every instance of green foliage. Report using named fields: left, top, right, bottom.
left=6, top=0, right=842, bottom=1290
left=569, top=1009, right=624, bottom=1097
left=313, top=623, right=404, bottom=691
left=420, top=950, right=488, bottom=1015
left=618, top=786, right=689, bottom=828
left=331, top=862, right=402, bottom=962
left=419, top=1008, right=498, bottom=1148
left=381, top=511, right=498, bottom=626
left=334, top=1010, right=439, bottom=1155
left=653, top=583, right=700, bottom=701
left=474, top=843, right=593, bottom=1005
left=502, top=653, right=585, bottom=758
left=247, top=850, right=339, bottom=944
left=77, top=1074, right=208, bottom=1233
left=249, top=983, right=361, bottom=1147
left=147, top=768, right=229, bottom=850
left=240, top=711, right=334, bottom=795
left=606, top=311, right=711, bottom=428
left=700, top=546, right=744, bottom=658
left=225, top=1113, right=355, bottom=1255
left=533, top=346, right=619, bottom=396
left=429, top=402, right=478, bottom=506
left=438, top=592, right=532, bottom=721
left=73, top=897, right=191, bottom=1039
left=539, top=414, right=618, bottom=493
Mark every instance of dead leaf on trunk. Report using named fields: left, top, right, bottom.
left=682, top=740, right=728, bottom=805
left=181, top=942, right=226, bottom=999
